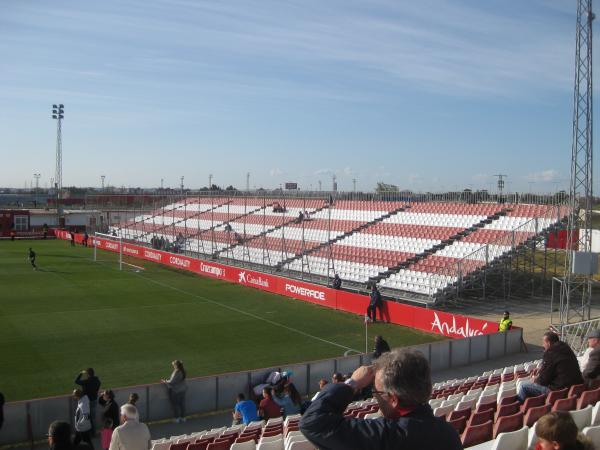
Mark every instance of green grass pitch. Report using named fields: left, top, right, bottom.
left=0, top=240, right=443, bottom=401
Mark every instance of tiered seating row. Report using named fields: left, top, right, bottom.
left=151, top=415, right=313, bottom=450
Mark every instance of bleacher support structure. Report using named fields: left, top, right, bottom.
left=90, top=191, right=570, bottom=307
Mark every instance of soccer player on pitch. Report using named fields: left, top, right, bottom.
left=28, top=247, right=37, bottom=270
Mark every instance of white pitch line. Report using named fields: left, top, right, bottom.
left=134, top=271, right=361, bottom=353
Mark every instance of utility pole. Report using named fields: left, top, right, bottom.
left=246, top=172, right=250, bottom=192
left=493, top=174, right=507, bottom=203
left=180, top=176, right=185, bottom=194
left=318, top=180, right=322, bottom=191
left=209, top=174, right=213, bottom=190
left=33, top=173, right=41, bottom=191
left=52, top=104, right=64, bottom=224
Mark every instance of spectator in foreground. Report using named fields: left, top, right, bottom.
left=300, top=349, right=462, bottom=450
left=75, top=368, right=101, bottom=434
left=232, top=393, right=259, bottom=425
left=98, top=390, right=119, bottom=431
left=101, top=418, right=113, bottom=450
left=498, top=311, right=513, bottom=332
left=332, top=372, right=345, bottom=384
left=73, top=389, right=93, bottom=448
left=128, top=393, right=139, bottom=406
left=259, top=387, right=282, bottom=420
left=373, top=335, right=391, bottom=359
left=48, top=420, right=91, bottom=450
left=311, top=379, right=328, bottom=401
left=582, top=330, right=600, bottom=387
left=535, top=411, right=594, bottom=450
left=518, top=331, right=583, bottom=402
left=109, top=404, right=151, bottom=450
left=161, top=360, right=187, bottom=423
left=274, top=383, right=302, bottom=417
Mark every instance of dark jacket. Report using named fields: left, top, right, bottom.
left=75, top=374, right=101, bottom=402
left=537, top=341, right=583, bottom=390
left=98, top=397, right=120, bottom=430
left=300, top=383, right=463, bottom=450
left=374, top=339, right=391, bottom=359
left=370, top=289, right=382, bottom=307
left=583, top=346, right=600, bottom=386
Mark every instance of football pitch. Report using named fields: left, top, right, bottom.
left=0, top=240, right=443, bottom=402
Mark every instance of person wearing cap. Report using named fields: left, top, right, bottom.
left=583, top=329, right=600, bottom=387
left=498, top=311, right=512, bottom=332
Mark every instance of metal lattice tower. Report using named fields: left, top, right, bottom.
left=560, top=0, right=594, bottom=325
left=52, top=104, right=64, bottom=191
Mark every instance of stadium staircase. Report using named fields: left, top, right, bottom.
left=274, top=204, right=409, bottom=271
left=186, top=202, right=273, bottom=246
left=130, top=198, right=232, bottom=241
left=214, top=202, right=332, bottom=259
left=369, top=208, right=509, bottom=285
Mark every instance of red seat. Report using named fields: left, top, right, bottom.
left=494, top=411, right=524, bottom=438
left=468, top=409, right=494, bottom=427
left=578, top=388, right=600, bottom=409
left=187, top=443, right=209, bottom=450
left=546, top=388, right=569, bottom=406
left=461, top=420, right=493, bottom=448
left=206, top=441, right=231, bottom=450
left=448, top=416, right=467, bottom=435
left=170, top=444, right=188, bottom=450
left=569, top=384, right=586, bottom=398
left=524, top=404, right=551, bottom=428
left=496, top=401, right=520, bottom=420
left=521, top=393, right=547, bottom=414
left=448, top=408, right=471, bottom=422
left=499, top=395, right=519, bottom=406
left=552, top=396, right=578, bottom=412
left=475, top=401, right=497, bottom=414
left=235, top=435, right=258, bottom=444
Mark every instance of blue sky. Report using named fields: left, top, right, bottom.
left=0, top=0, right=597, bottom=192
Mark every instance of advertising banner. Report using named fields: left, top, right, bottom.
left=57, top=232, right=498, bottom=338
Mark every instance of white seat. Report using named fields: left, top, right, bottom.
left=583, top=425, right=600, bottom=448
left=592, top=402, right=600, bottom=426
left=364, top=412, right=382, bottom=419
left=491, top=426, right=529, bottom=450
left=231, top=440, right=257, bottom=450
left=151, top=443, right=170, bottom=450
left=433, top=404, right=454, bottom=418
left=287, top=440, right=315, bottom=450
left=570, top=405, right=593, bottom=430
left=260, top=434, right=284, bottom=443
left=257, top=439, right=285, bottom=450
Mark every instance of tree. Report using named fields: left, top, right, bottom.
left=375, top=182, right=399, bottom=193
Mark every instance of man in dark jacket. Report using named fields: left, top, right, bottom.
left=300, top=349, right=463, bottom=450
left=75, top=368, right=101, bottom=434
left=583, top=329, right=600, bottom=387
left=518, top=331, right=583, bottom=402
left=366, top=285, right=383, bottom=322
left=373, top=335, right=391, bottom=359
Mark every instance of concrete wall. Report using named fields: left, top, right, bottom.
left=0, top=328, right=523, bottom=445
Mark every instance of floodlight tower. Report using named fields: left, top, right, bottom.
left=101, top=175, right=106, bottom=191
left=180, top=176, right=185, bottom=194
left=52, top=104, right=64, bottom=222
left=560, top=0, right=595, bottom=325
left=33, top=173, right=41, bottom=191
left=246, top=172, right=250, bottom=192
left=493, top=174, right=507, bottom=202
left=209, top=174, right=213, bottom=190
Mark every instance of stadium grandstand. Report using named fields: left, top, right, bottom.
left=107, top=193, right=569, bottom=306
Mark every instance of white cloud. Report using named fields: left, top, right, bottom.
left=269, top=168, right=284, bottom=176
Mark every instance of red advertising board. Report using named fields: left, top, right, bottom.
left=547, top=229, right=579, bottom=250
left=55, top=231, right=497, bottom=339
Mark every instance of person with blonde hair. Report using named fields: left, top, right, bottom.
left=535, top=411, right=594, bottom=450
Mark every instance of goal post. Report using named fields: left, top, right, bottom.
left=94, top=232, right=123, bottom=271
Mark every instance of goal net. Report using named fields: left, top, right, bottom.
left=94, top=232, right=124, bottom=270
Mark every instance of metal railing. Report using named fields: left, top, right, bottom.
left=554, top=318, right=600, bottom=355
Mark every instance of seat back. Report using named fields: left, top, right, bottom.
left=170, top=444, right=188, bottom=450
left=230, top=440, right=257, bottom=450
left=206, top=441, right=231, bottom=450
left=578, top=388, right=600, bottom=410
left=552, top=396, right=577, bottom=412
left=256, top=439, right=284, bottom=450
left=524, top=404, right=551, bottom=428
left=448, top=407, right=471, bottom=422
left=568, top=384, right=585, bottom=398
left=521, top=393, right=546, bottom=414
left=490, top=426, right=529, bottom=450
left=496, top=401, right=520, bottom=419
left=493, top=411, right=524, bottom=439
left=583, top=425, right=600, bottom=448
left=287, top=440, right=315, bottom=450
left=448, top=416, right=467, bottom=435
left=570, top=405, right=593, bottom=430
left=461, top=420, right=493, bottom=448
left=433, top=404, right=454, bottom=418
left=469, top=409, right=495, bottom=427
left=546, top=388, right=569, bottom=406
